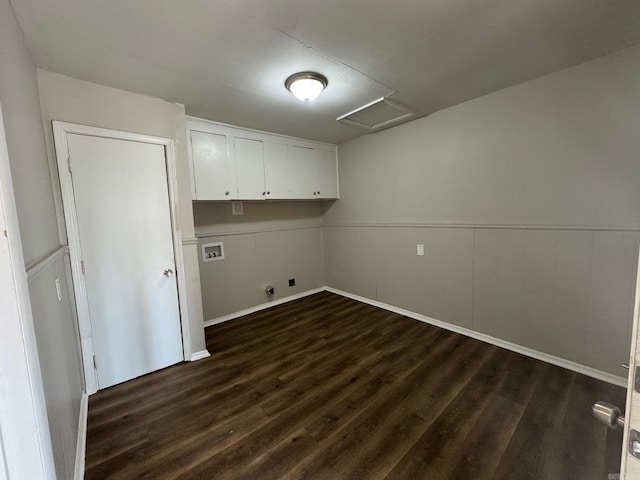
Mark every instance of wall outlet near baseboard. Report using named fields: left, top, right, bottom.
left=288, top=278, right=296, bottom=287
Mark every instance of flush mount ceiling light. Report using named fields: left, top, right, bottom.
left=285, top=72, right=328, bottom=102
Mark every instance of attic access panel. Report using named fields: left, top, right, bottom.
left=337, top=97, right=416, bottom=132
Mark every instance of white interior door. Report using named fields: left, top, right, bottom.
left=621, top=247, right=640, bottom=477
left=67, top=133, right=183, bottom=389
left=0, top=104, right=56, bottom=479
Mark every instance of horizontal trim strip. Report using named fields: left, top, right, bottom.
left=181, top=237, right=198, bottom=246
left=323, top=222, right=640, bottom=232
left=26, top=246, right=69, bottom=284
left=196, top=225, right=322, bottom=238
left=204, top=288, right=326, bottom=327
left=325, top=287, right=628, bottom=388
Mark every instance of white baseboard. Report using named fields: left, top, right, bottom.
left=74, top=392, right=88, bottom=480
left=190, top=350, right=211, bottom=361
left=325, top=287, right=627, bottom=388
left=204, top=287, right=326, bottom=328
left=202, top=285, right=626, bottom=388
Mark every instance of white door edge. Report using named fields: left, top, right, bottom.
left=621, top=246, right=640, bottom=478
left=52, top=122, right=192, bottom=395
left=0, top=105, right=57, bottom=477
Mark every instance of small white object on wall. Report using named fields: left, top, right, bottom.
left=55, top=277, right=62, bottom=301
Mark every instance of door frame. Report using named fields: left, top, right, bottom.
left=52, top=122, right=192, bottom=395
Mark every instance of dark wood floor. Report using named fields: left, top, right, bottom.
left=85, top=292, right=626, bottom=479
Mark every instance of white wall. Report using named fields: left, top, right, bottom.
left=325, top=45, right=640, bottom=228
left=194, top=201, right=325, bottom=320
left=0, top=1, right=82, bottom=478
left=0, top=0, right=59, bottom=265
left=37, top=69, right=207, bottom=356
left=26, top=255, right=83, bottom=478
left=324, top=44, right=640, bottom=377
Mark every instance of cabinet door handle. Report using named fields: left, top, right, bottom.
left=267, top=191, right=271, bottom=195
left=225, top=191, right=229, bottom=195
left=262, top=192, right=266, bottom=195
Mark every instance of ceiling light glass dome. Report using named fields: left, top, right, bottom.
left=285, top=72, right=328, bottom=102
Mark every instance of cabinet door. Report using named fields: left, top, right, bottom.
left=314, top=148, right=338, bottom=199
left=190, top=130, right=234, bottom=200
left=234, top=137, right=265, bottom=200
left=288, top=146, right=316, bottom=199
left=264, top=142, right=290, bottom=199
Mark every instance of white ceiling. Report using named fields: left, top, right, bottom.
left=10, top=0, right=640, bottom=144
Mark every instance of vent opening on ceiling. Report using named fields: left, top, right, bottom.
left=337, top=97, right=416, bottom=132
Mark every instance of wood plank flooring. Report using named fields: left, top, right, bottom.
left=85, top=292, right=626, bottom=479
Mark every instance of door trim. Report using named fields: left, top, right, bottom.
left=52, top=121, right=192, bottom=394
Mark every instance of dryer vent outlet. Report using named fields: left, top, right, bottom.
left=265, top=285, right=274, bottom=296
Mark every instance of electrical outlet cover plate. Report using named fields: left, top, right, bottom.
left=232, top=201, right=244, bottom=216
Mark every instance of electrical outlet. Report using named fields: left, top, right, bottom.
left=288, top=278, right=296, bottom=287
left=417, top=244, right=424, bottom=256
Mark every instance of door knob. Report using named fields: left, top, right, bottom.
left=593, top=401, right=625, bottom=429
left=163, top=268, right=174, bottom=277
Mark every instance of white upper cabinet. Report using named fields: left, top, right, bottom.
left=288, top=146, right=317, bottom=199
left=263, top=142, right=290, bottom=198
left=187, top=117, right=338, bottom=201
left=190, top=130, right=235, bottom=200
left=314, top=148, right=338, bottom=199
left=288, top=146, right=339, bottom=199
left=234, top=137, right=265, bottom=200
